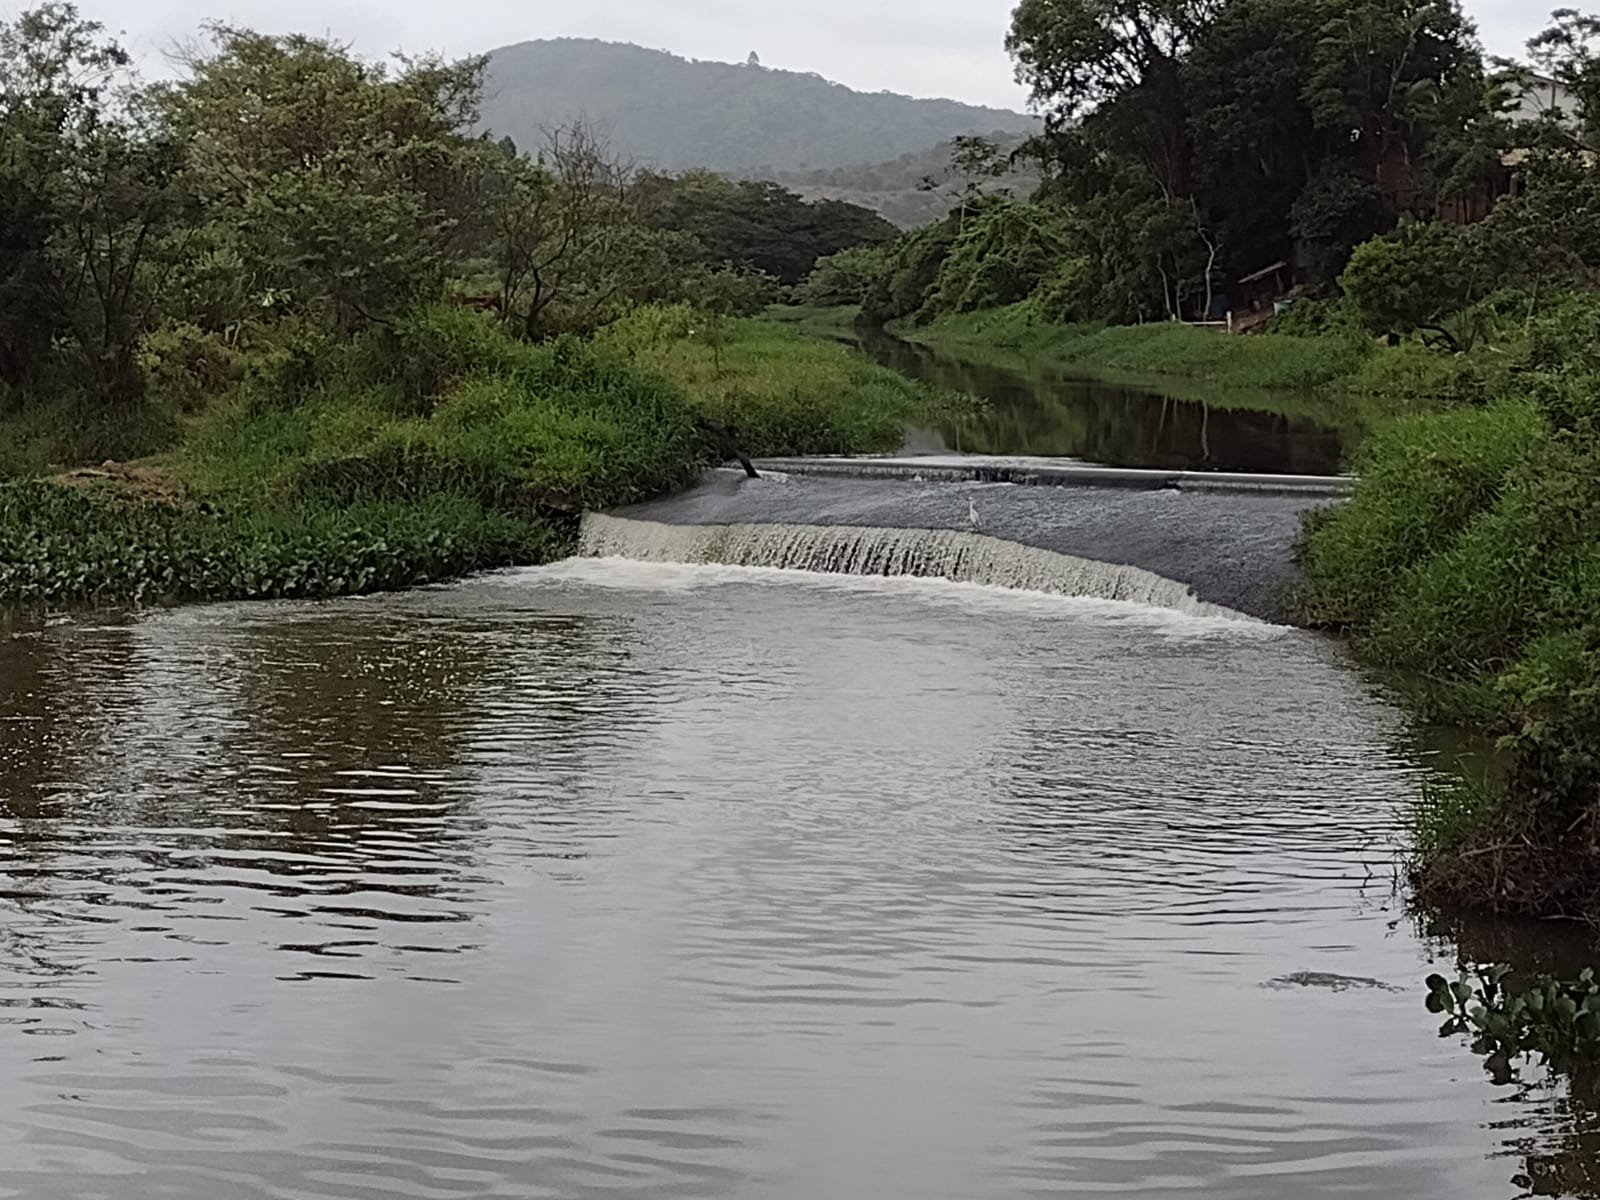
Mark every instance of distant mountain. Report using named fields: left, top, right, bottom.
left=478, top=39, right=1039, bottom=178
left=775, top=135, right=1043, bottom=228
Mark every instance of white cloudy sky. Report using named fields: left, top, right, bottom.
left=21, top=0, right=1562, bottom=111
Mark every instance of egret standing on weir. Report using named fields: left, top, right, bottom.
left=967, top=497, right=981, bottom=532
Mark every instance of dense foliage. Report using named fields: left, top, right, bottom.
left=1294, top=294, right=1600, bottom=914
left=0, top=5, right=921, bottom=605
left=825, top=0, right=1567, bottom=329
left=476, top=39, right=1038, bottom=178
left=630, top=171, right=895, bottom=286
left=1427, top=965, right=1600, bottom=1071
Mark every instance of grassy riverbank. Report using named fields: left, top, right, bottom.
left=0, top=306, right=930, bottom=607
left=1289, top=304, right=1600, bottom=918
left=884, top=302, right=1495, bottom=410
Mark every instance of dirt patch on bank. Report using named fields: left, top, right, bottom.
left=51, top=461, right=184, bottom=506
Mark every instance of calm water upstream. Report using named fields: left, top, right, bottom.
left=0, top=561, right=1595, bottom=1198
left=848, top=329, right=1358, bottom=477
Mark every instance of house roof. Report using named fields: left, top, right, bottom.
left=1237, top=260, right=1288, bottom=285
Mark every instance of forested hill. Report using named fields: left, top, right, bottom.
left=478, top=39, right=1038, bottom=176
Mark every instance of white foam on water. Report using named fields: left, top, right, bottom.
left=493, top=514, right=1290, bottom=637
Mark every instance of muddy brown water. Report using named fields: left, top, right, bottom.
left=1, top=562, right=1596, bottom=1198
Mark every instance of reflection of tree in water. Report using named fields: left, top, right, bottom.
left=853, top=328, right=1354, bottom=475
left=0, top=602, right=650, bottom=989
left=7, top=606, right=644, bottom=895
left=206, top=605, right=653, bottom=863
left=212, top=610, right=629, bottom=840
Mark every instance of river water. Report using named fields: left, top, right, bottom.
left=2, top=562, right=1595, bottom=1198
left=848, top=329, right=1357, bottom=476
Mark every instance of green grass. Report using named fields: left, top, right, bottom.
left=597, top=304, right=932, bottom=457
left=878, top=301, right=1500, bottom=415
left=1293, top=401, right=1547, bottom=633
left=0, top=393, right=182, bottom=480
left=1409, top=771, right=1503, bottom=860
left=0, top=303, right=938, bottom=608
left=1294, top=363, right=1600, bottom=914
left=763, top=303, right=865, bottom=339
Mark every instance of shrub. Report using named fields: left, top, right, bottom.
left=1294, top=400, right=1545, bottom=628
left=0, top=480, right=555, bottom=605
left=1341, top=221, right=1485, bottom=342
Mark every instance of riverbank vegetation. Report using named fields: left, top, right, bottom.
left=0, top=5, right=921, bottom=605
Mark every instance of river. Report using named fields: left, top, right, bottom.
left=2, top=563, right=1596, bottom=1198
left=847, top=328, right=1358, bottom=476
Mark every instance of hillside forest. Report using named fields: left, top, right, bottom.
left=477, top=39, right=1039, bottom=178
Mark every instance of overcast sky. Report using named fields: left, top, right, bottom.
left=20, top=0, right=1563, bottom=111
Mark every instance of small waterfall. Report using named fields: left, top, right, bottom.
left=578, top=514, right=1251, bottom=620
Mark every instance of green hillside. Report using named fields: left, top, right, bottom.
left=478, top=39, right=1038, bottom=177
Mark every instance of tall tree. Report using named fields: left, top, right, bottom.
left=1008, top=0, right=1222, bottom=198
left=0, top=3, right=186, bottom=403
left=153, top=26, right=489, bottom=331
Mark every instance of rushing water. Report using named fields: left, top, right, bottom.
left=0, top=564, right=1596, bottom=1199
left=849, top=328, right=1358, bottom=476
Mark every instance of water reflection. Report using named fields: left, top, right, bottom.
left=0, top=567, right=1598, bottom=1198
left=850, top=326, right=1358, bottom=475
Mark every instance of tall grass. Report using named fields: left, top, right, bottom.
left=1295, top=346, right=1600, bottom=913
left=1293, top=401, right=1546, bottom=631
left=598, top=304, right=931, bottom=456
left=890, top=302, right=1370, bottom=389
left=883, top=300, right=1499, bottom=408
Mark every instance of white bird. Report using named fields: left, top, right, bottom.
left=967, top=498, right=981, bottom=531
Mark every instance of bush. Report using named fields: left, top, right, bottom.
left=596, top=305, right=928, bottom=457
left=1341, top=221, right=1484, bottom=341
left=0, top=480, right=554, bottom=605
left=792, top=246, right=887, bottom=307
left=1297, top=344, right=1600, bottom=915
left=860, top=217, right=959, bottom=326
left=192, top=307, right=704, bottom=512
left=137, top=322, right=249, bottom=413
left=924, top=202, right=1075, bottom=317
left=1294, top=400, right=1545, bottom=629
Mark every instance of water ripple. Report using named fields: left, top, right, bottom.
left=0, top=565, right=1571, bottom=1198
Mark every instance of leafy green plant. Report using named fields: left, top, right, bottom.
left=1427, top=965, right=1600, bottom=1069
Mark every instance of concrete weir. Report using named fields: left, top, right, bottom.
left=591, top=457, right=1349, bottom=621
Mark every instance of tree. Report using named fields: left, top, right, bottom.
left=918, top=135, right=1011, bottom=229
left=1303, top=0, right=1479, bottom=192
left=486, top=124, right=640, bottom=337
left=927, top=202, right=1077, bottom=314
left=153, top=25, right=490, bottom=332
left=0, top=3, right=187, bottom=404
left=1340, top=219, right=1484, bottom=345
left=629, top=170, right=894, bottom=285
left=1183, top=0, right=1328, bottom=274
left=1528, top=8, right=1600, bottom=141
left=1008, top=0, right=1222, bottom=198
left=794, top=245, right=888, bottom=306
